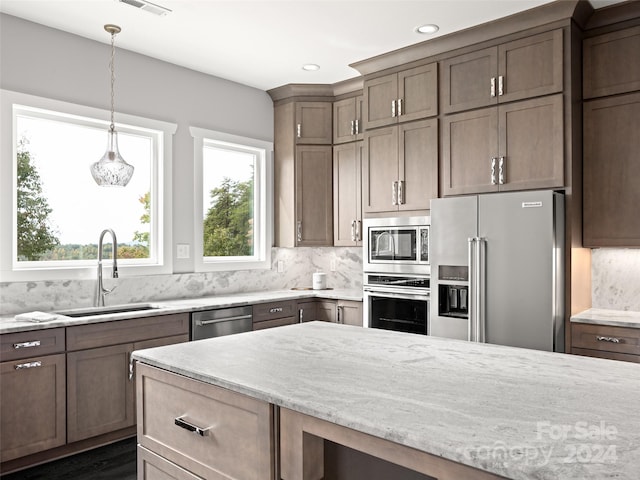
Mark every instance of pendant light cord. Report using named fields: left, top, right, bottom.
left=109, top=30, right=116, bottom=133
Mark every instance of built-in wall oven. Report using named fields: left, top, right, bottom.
left=363, top=273, right=430, bottom=334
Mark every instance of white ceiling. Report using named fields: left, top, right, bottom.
left=0, top=0, right=627, bottom=92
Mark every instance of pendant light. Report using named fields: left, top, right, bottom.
left=90, top=24, right=134, bottom=187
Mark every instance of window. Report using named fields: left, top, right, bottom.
left=191, top=127, right=273, bottom=271
left=0, top=90, right=176, bottom=281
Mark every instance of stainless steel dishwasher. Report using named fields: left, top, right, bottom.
left=190, top=305, right=253, bottom=340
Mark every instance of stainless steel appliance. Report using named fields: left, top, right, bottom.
left=430, top=190, right=564, bottom=352
left=191, top=305, right=253, bottom=340
left=363, top=273, right=430, bottom=334
left=363, top=216, right=430, bottom=275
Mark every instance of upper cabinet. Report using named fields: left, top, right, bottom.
left=363, top=63, right=438, bottom=130
left=441, top=30, right=563, bottom=114
left=295, top=102, right=333, bottom=144
left=333, top=96, right=363, bottom=144
left=333, top=142, right=363, bottom=246
left=583, top=25, right=640, bottom=99
left=441, top=94, right=564, bottom=196
left=363, top=118, right=438, bottom=214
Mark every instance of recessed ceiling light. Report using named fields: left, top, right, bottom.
left=302, top=64, right=320, bottom=71
left=415, top=24, right=439, bottom=35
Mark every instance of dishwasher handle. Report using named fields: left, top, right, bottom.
left=196, top=314, right=253, bottom=326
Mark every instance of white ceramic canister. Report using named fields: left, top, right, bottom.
left=312, top=272, right=327, bottom=290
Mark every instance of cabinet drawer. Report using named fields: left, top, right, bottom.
left=138, top=445, right=202, bottom=480
left=1, top=328, right=65, bottom=362
left=571, top=323, right=640, bottom=356
left=67, top=313, right=189, bottom=351
left=137, top=363, right=274, bottom=480
left=253, top=316, right=297, bottom=331
left=253, top=300, right=296, bottom=323
left=572, top=347, right=640, bottom=364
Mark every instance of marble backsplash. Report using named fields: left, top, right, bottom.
left=591, top=248, right=640, bottom=311
left=0, top=247, right=363, bottom=315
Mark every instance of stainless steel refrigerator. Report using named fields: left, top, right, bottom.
left=429, top=190, right=564, bottom=352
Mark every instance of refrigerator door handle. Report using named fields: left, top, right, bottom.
left=477, top=237, right=487, bottom=344
left=468, top=237, right=476, bottom=342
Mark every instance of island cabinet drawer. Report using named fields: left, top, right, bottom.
left=137, top=363, right=275, bottom=480
left=571, top=323, right=640, bottom=356
left=253, top=300, right=296, bottom=323
left=0, top=328, right=65, bottom=362
left=67, top=313, right=189, bottom=351
left=137, top=445, right=202, bottom=480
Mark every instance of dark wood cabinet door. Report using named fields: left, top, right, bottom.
left=296, top=301, right=317, bottom=323
left=333, top=96, right=363, bottom=144
left=295, top=146, right=333, bottom=246
left=498, top=94, right=564, bottom=192
left=498, top=29, right=563, bottom=104
left=397, top=63, right=438, bottom=122
left=295, top=102, right=332, bottom=145
left=363, top=73, right=398, bottom=129
left=584, top=25, right=640, bottom=99
left=363, top=126, right=398, bottom=213
left=316, top=300, right=336, bottom=322
left=67, top=343, right=134, bottom=443
left=1, top=354, right=66, bottom=462
left=333, top=142, right=362, bottom=246
left=337, top=300, right=363, bottom=327
left=583, top=92, right=640, bottom=247
left=442, top=108, right=498, bottom=196
left=398, top=118, right=438, bottom=211
left=441, top=47, right=498, bottom=114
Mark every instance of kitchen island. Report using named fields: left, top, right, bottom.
left=132, top=322, right=640, bottom=480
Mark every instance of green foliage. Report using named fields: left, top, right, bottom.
left=16, top=138, right=60, bottom=261
left=132, top=192, right=150, bottom=247
left=203, top=177, right=254, bottom=257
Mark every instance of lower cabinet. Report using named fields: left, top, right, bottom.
left=253, top=300, right=298, bottom=330
left=0, top=353, right=66, bottom=462
left=337, top=300, right=363, bottom=327
left=137, top=363, right=275, bottom=479
left=571, top=322, right=640, bottom=363
left=297, top=299, right=363, bottom=326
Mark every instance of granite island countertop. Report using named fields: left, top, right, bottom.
left=0, top=288, right=362, bottom=334
left=132, top=322, right=640, bottom=480
left=571, top=308, right=640, bottom=329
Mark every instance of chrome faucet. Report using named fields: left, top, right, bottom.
left=95, top=229, right=119, bottom=307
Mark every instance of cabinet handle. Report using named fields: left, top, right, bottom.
left=351, top=220, right=356, bottom=242
left=498, top=156, right=505, bottom=185
left=296, top=123, right=302, bottom=138
left=299, top=308, right=303, bottom=323
left=337, top=306, right=343, bottom=324
left=350, top=120, right=355, bottom=136
left=356, top=220, right=362, bottom=241
left=174, top=416, right=210, bottom=437
left=397, top=98, right=403, bottom=116
left=269, top=307, right=283, bottom=314
left=498, top=75, right=504, bottom=96
left=15, top=361, right=42, bottom=370
left=490, top=157, right=497, bottom=185
left=596, top=335, right=621, bottom=343
left=398, top=180, right=405, bottom=205
left=354, top=119, right=359, bottom=135
left=13, top=340, right=41, bottom=349
left=392, top=181, right=398, bottom=206
left=297, top=220, right=302, bottom=242
left=391, top=100, right=396, bottom=118
left=129, top=354, right=134, bottom=381
left=490, top=77, right=496, bottom=97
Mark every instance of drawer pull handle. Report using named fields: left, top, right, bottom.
left=175, top=416, right=210, bottom=437
left=15, top=361, right=42, bottom=370
left=596, top=335, right=621, bottom=344
left=269, top=307, right=283, bottom=314
left=13, top=340, right=41, bottom=349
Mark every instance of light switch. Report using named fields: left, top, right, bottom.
left=277, top=260, right=284, bottom=273
left=330, top=259, right=337, bottom=272
left=177, top=244, right=190, bottom=259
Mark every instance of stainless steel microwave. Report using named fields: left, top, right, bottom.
left=363, top=216, right=430, bottom=275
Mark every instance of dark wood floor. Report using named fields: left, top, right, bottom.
left=1, top=438, right=136, bottom=480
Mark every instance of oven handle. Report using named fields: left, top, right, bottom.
left=364, top=287, right=430, bottom=302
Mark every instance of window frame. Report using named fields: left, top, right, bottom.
left=0, top=89, right=177, bottom=282
left=190, top=126, right=273, bottom=272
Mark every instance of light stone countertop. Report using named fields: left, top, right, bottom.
left=132, top=322, right=640, bottom=480
left=0, top=288, right=362, bottom=334
left=570, top=308, right=640, bottom=329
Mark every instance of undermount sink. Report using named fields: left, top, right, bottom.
left=55, top=303, right=162, bottom=318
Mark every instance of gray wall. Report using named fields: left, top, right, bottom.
left=0, top=13, right=274, bottom=273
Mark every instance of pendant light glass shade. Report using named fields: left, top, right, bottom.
left=91, top=128, right=134, bottom=186
left=91, top=24, right=134, bottom=187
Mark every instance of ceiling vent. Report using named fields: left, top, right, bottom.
left=118, top=0, right=171, bottom=16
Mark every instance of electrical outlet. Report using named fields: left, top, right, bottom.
left=176, top=244, right=190, bottom=259
left=330, top=259, right=337, bottom=272
left=277, top=260, right=284, bottom=273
